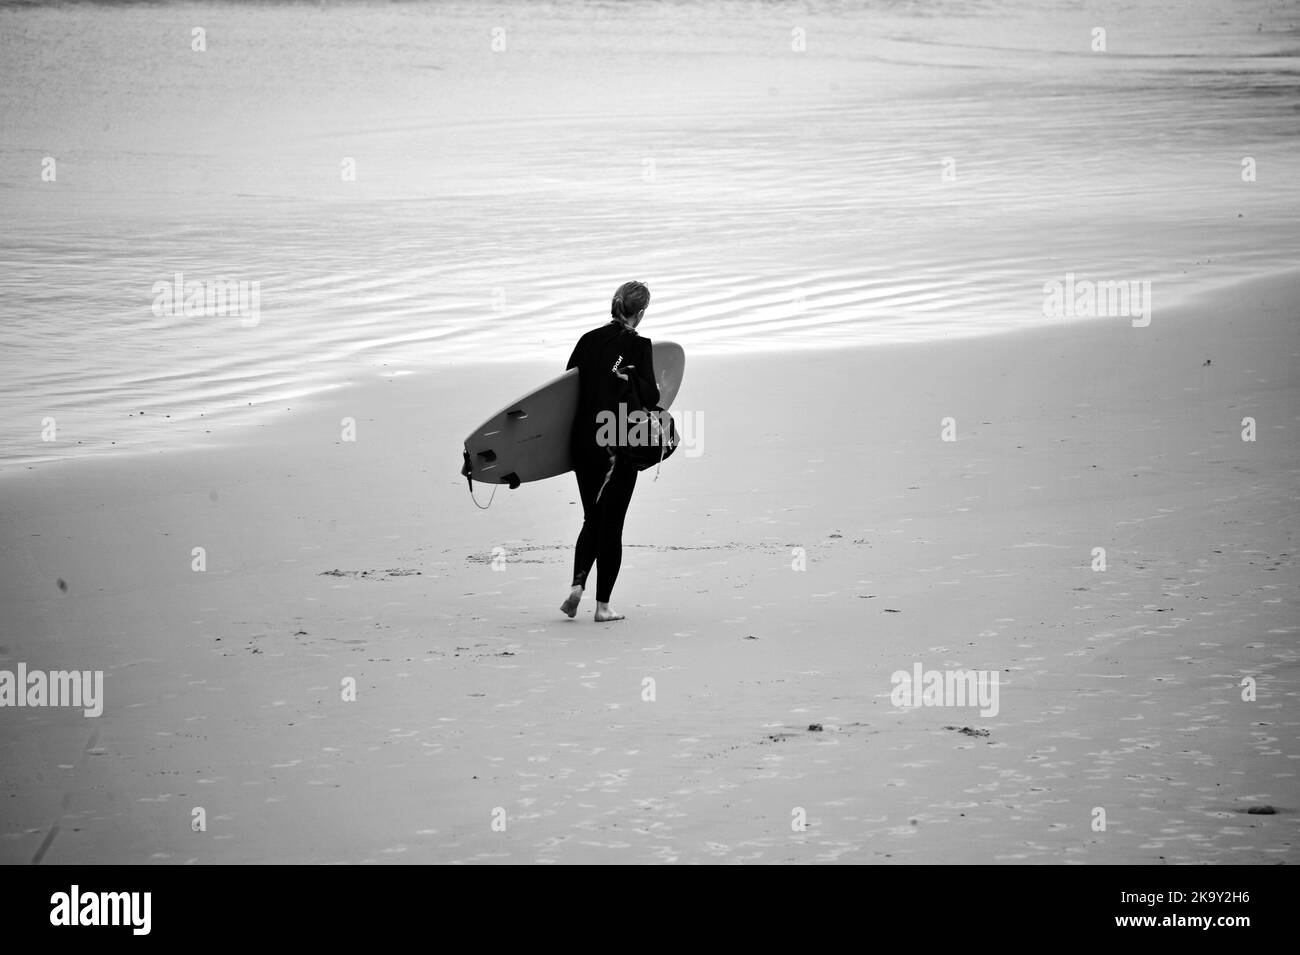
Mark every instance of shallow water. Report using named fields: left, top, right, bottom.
left=1, top=0, right=1297, bottom=468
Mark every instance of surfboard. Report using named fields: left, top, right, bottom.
left=462, top=340, right=685, bottom=489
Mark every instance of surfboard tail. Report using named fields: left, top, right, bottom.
left=460, top=446, right=520, bottom=491
left=460, top=448, right=473, bottom=491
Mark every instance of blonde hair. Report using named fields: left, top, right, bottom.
left=611, top=281, right=651, bottom=322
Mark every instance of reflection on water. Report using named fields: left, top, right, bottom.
left=1, top=0, right=1297, bottom=468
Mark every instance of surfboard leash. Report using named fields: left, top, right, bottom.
left=462, top=449, right=499, bottom=509
left=468, top=482, right=499, bottom=510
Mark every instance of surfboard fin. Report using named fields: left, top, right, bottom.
left=507, top=409, right=527, bottom=420
left=503, top=472, right=520, bottom=490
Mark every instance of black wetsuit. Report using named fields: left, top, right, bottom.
left=567, top=322, right=660, bottom=602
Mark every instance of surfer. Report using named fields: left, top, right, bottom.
left=560, top=281, right=659, bottom=622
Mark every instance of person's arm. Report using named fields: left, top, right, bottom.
left=566, top=338, right=581, bottom=371
left=635, top=339, right=660, bottom=407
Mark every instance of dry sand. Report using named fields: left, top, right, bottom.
left=1, top=272, right=1297, bottom=864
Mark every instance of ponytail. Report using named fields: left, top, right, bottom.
left=611, top=281, right=651, bottom=323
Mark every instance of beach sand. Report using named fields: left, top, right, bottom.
left=1, top=271, right=1297, bottom=864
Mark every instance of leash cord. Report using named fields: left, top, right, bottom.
left=469, top=481, right=499, bottom=510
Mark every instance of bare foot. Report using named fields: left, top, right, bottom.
left=594, top=602, right=625, bottom=622
left=560, top=585, right=583, bottom=618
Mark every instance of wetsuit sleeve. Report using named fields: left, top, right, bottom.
left=636, top=339, right=660, bottom=408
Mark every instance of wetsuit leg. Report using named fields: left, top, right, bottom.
left=571, top=451, right=637, bottom=602
left=593, top=456, right=637, bottom=603
left=571, top=457, right=606, bottom=590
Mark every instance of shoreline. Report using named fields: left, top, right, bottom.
left=5, top=265, right=1295, bottom=479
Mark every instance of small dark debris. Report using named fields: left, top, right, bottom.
left=944, top=725, right=990, bottom=738
left=1245, top=805, right=1277, bottom=815
left=56, top=578, right=68, bottom=593
left=807, top=723, right=823, bottom=732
